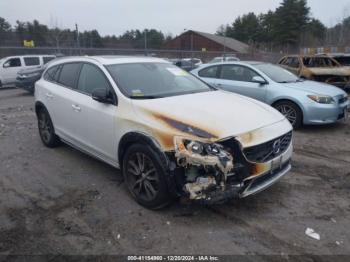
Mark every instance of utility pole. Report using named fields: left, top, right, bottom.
left=144, top=29, right=148, bottom=56
left=190, top=31, right=194, bottom=68
left=223, top=27, right=226, bottom=57
left=75, top=23, right=81, bottom=55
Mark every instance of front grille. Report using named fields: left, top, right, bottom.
left=243, top=131, right=292, bottom=163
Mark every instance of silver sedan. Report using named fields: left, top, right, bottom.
left=191, top=62, right=349, bottom=128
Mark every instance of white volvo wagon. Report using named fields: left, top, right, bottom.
left=35, top=56, right=293, bottom=209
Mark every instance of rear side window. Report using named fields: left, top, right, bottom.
left=24, top=57, right=40, bottom=66
left=57, top=63, right=82, bottom=88
left=43, top=57, right=55, bottom=64
left=4, top=58, right=21, bottom=67
left=44, top=65, right=60, bottom=82
left=198, top=66, right=218, bottom=78
left=77, top=64, right=110, bottom=95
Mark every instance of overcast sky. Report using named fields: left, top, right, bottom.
left=1, top=0, right=349, bottom=36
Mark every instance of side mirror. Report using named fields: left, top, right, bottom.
left=252, top=76, right=267, bottom=85
left=3, top=62, right=10, bottom=68
left=92, top=88, right=115, bottom=104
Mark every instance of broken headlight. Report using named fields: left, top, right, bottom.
left=174, top=136, right=234, bottom=174
left=175, top=137, right=226, bottom=157
left=307, top=95, right=335, bottom=104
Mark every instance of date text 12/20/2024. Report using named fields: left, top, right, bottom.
left=127, top=256, right=219, bottom=261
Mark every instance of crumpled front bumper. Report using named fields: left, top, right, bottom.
left=240, top=161, right=291, bottom=198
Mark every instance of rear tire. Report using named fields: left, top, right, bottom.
left=274, top=101, right=303, bottom=129
left=37, top=107, right=60, bottom=148
left=122, top=144, right=171, bottom=209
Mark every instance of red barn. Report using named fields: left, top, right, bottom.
left=165, top=30, right=250, bottom=54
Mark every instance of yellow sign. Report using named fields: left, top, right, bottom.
left=23, top=40, right=35, bottom=47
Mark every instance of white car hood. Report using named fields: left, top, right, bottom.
left=282, top=80, right=347, bottom=97
left=132, top=90, right=286, bottom=142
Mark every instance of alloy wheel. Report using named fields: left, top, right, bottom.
left=126, top=152, right=159, bottom=201
left=38, top=112, right=52, bottom=143
left=276, top=104, right=297, bottom=126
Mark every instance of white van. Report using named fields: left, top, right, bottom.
left=0, top=55, right=56, bottom=88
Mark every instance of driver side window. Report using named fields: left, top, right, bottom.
left=77, top=63, right=111, bottom=96
left=4, top=58, right=21, bottom=68
left=220, top=65, right=259, bottom=82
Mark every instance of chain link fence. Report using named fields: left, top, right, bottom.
left=0, top=46, right=283, bottom=64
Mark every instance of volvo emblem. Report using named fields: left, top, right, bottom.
left=272, top=139, right=281, bottom=154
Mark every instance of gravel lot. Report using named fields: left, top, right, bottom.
left=0, top=88, right=349, bottom=258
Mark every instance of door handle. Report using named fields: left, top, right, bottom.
left=45, top=92, right=53, bottom=99
left=72, top=104, right=81, bottom=112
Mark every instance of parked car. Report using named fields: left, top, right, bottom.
left=278, top=55, right=350, bottom=91
left=16, top=56, right=61, bottom=93
left=182, top=58, right=203, bottom=67
left=192, top=62, right=349, bottom=128
left=16, top=66, right=46, bottom=93
left=171, top=58, right=199, bottom=71
left=0, top=55, right=56, bottom=88
left=35, top=56, right=293, bottom=208
left=320, top=53, right=350, bottom=67
left=209, top=56, right=240, bottom=63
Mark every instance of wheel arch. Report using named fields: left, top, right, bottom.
left=271, top=98, right=305, bottom=122
left=35, top=101, right=48, bottom=116
left=118, top=131, right=168, bottom=169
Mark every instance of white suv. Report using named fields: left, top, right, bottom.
left=35, top=56, right=293, bottom=209
left=0, top=55, right=55, bottom=87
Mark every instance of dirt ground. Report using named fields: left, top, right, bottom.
left=0, top=88, right=349, bottom=259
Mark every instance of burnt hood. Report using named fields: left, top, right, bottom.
left=132, top=90, right=289, bottom=143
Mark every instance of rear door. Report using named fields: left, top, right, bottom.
left=215, top=64, right=267, bottom=101
left=23, top=56, right=41, bottom=69
left=43, top=63, right=82, bottom=140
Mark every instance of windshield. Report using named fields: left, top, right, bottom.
left=106, top=63, right=213, bottom=99
left=302, top=57, right=339, bottom=68
left=255, top=63, right=299, bottom=83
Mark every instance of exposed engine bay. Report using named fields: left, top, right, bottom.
left=174, top=137, right=240, bottom=202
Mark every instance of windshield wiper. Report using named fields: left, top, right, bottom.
left=129, top=95, right=162, bottom=99
left=296, top=78, right=305, bottom=82
left=277, top=81, right=292, bottom=83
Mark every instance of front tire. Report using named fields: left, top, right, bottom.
left=37, top=108, right=60, bottom=148
left=274, top=101, right=302, bottom=129
left=122, top=144, right=171, bottom=209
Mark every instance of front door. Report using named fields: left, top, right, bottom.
left=2, top=57, right=23, bottom=84
left=69, top=63, right=117, bottom=163
left=215, top=64, right=267, bottom=102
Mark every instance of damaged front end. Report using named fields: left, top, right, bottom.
left=174, top=137, right=236, bottom=202
left=169, top=132, right=293, bottom=205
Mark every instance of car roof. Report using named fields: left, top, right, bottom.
left=47, top=55, right=170, bottom=66
left=3, top=55, right=55, bottom=59
left=324, top=53, right=350, bottom=57
left=196, top=61, right=268, bottom=69
left=283, top=54, right=331, bottom=58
